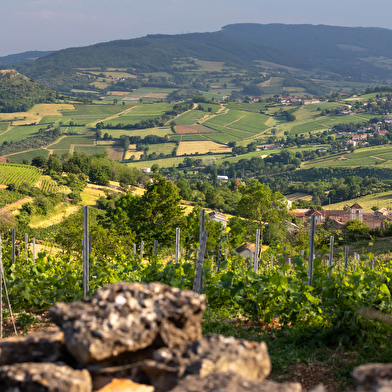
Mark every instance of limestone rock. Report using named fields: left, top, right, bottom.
left=142, top=334, right=271, bottom=392
left=308, top=386, right=327, bottom=392
left=353, top=363, right=392, bottom=391
left=168, top=371, right=302, bottom=392
left=0, top=362, right=92, bottom=392
left=49, top=282, right=205, bottom=364
left=0, top=330, right=70, bottom=365
left=96, top=378, right=154, bottom=392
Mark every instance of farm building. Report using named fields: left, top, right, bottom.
left=208, top=211, right=228, bottom=227
left=303, top=98, right=320, bottom=105
left=235, top=242, right=255, bottom=259
left=292, top=203, right=392, bottom=229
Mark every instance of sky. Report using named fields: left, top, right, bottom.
left=1, top=0, right=392, bottom=57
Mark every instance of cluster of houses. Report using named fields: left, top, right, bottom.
left=193, top=202, right=392, bottom=260
left=293, top=203, right=392, bottom=229
left=273, top=95, right=321, bottom=106
left=341, top=127, right=389, bottom=146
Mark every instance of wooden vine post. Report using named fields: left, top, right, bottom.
left=175, top=228, right=180, bottom=264
left=308, top=215, right=316, bottom=286
left=254, top=229, right=260, bottom=273
left=193, top=231, right=208, bottom=293
left=82, top=205, right=90, bottom=297
left=328, top=236, right=334, bottom=277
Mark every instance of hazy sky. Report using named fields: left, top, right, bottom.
left=1, top=0, right=392, bottom=57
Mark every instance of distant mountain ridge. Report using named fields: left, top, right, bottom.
left=0, top=51, right=54, bottom=66
left=5, top=23, right=392, bottom=92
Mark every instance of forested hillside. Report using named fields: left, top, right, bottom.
left=221, top=23, right=392, bottom=81
left=0, top=70, right=54, bottom=113
left=12, top=33, right=297, bottom=91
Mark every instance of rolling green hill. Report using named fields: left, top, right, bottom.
left=0, top=70, right=54, bottom=113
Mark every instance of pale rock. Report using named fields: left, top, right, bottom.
left=0, top=362, right=92, bottom=392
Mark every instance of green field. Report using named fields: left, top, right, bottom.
left=226, top=102, right=270, bottom=113
left=205, top=109, right=245, bottom=127
left=290, top=121, right=329, bottom=134
left=206, top=134, right=237, bottom=143
left=0, top=125, right=43, bottom=144
left=50, top=136, right=95, bottom=150
left=0, top=122, right=10, bottom=131
left=6, top=149, right=50, bottom=164
left=146, top=143, right=176, bottom=155
left=73, top=146, right=107, bottom=154
left=102, top=115, right=157, bottom=127
left=103, top=127, right=171, bottom=139
left=60, top=103, right=135, bottom=117
left=39, top=116, right=62, bottom=125
left=174, top=106, right=220, bottom=126
left=229, top=113, right=270, bottom=134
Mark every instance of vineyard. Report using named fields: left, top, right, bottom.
left=39, top=176, right=59, bottom=193
left=1, top=241, right=391, bottom=339
left=0, top=163, right=41, bottom=187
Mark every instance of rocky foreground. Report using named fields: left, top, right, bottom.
left=0, top=282, right=388, bottom=391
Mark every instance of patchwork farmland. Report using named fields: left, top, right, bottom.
left=0, top=91, right=387, bottom=172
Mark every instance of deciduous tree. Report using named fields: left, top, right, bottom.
left=237, top=179, right=289, bottom=246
